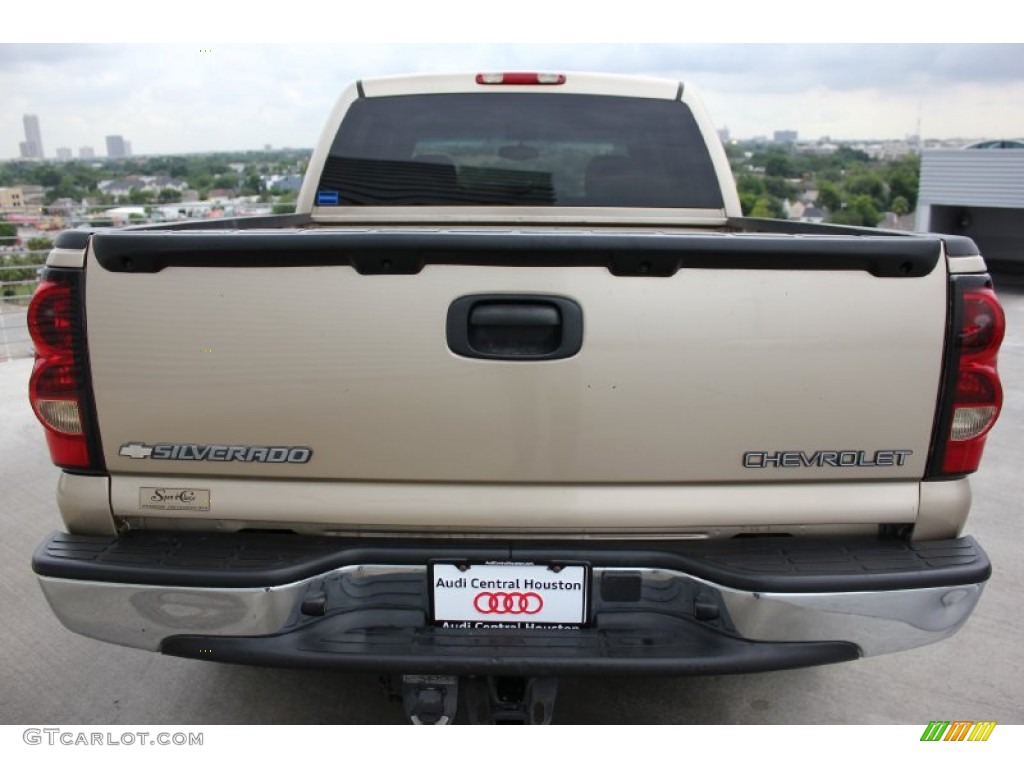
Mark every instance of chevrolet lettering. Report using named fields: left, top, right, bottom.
left=743, top=449, right=914, bottom=469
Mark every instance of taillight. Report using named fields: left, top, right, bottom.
left=959, top=288, right=1005, bottom=360
left=476, top=72, right=566, bottom=86
left=928, top=278, right=1005, bottom=476
left=27, top=271, right=101, bottom=470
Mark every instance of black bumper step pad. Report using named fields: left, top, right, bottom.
left=33, top=530, right=990, bottom=594
left=160, top=609, right=860, bottom=677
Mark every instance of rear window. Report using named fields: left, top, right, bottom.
left=316, top=93, right=724, bottom=209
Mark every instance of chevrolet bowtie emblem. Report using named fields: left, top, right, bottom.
left=119, top=443, right=154, bottom=459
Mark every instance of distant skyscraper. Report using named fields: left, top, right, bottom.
left=124, top=140, right=132, bottom=157
left=20, top=114, right=44, bottom=159
left=79, top=146, right=95, bottom=159
left=773, top=130, right=799, bottom=144
left=56, top=147, right=72, bottom=161
left=105, top=135, right=128, bottom=158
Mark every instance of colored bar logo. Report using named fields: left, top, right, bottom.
left=921, top=721, right=997, bottom=741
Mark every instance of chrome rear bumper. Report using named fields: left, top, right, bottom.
left=38, top=566, right=983, bottom=656
left=33, top=531, right=989, bottom=674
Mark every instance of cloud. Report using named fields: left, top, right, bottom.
left=0, top=44, right=118, bottom=71
left=614, top=44, right=1024, bottom=94
left=2, top=43, right=1024, bottom=156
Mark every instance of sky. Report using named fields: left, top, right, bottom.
left=2, top=5, right=1022, bottom=159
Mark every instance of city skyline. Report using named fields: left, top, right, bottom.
left=2, top=130, right=976, bottom=165
left=12, top=112, right=131, bottom=161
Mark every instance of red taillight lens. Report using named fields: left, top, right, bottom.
left=938, top=281, right=1006, bottom=475
left=959, top=287, right=1004, bottom=360
left=27, top=276, right=92, bottom=469
left=27, top=281, right=76, bottom=355
left=476, top=72, right=566, bottom=86
left=33, top=359, right=81, bottom=400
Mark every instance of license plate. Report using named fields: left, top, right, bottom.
left=430, top=561, right=589, bottom=628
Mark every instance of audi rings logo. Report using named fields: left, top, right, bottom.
left=473, top=591, right=544, bottom=615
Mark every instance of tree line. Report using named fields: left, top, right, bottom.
left=2, top=144, right=919, bottom=228
left=0, top=149, right=310, bottom=207
left=727, top=143, right=920, bottom=227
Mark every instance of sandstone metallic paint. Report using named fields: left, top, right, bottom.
left=85, top=243, right=948, bottom=529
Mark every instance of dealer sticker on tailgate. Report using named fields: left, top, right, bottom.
left=430, top=561, right=589, bottom=629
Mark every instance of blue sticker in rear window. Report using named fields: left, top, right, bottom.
left=316, top=190, right=340, bottom=206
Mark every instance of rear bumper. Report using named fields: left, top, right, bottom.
left=33, top=531, right=990, bottom=676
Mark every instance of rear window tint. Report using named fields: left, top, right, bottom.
left=317, top=93, right=724, bottom=209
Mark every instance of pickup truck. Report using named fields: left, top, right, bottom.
left=28, top=72, right=1004, bottom=725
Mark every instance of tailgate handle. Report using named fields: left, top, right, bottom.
left=447, top=294, right=583, bottom=361
left=470, top=303, right=559, bottom=328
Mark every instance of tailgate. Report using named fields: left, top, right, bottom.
left=85, top=229, right=945, bottom=490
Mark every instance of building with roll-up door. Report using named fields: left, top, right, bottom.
left=915, top=144, right=1024, bottom=267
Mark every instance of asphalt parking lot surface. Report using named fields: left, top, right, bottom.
left=2, top=272, right=1022, bottom=725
